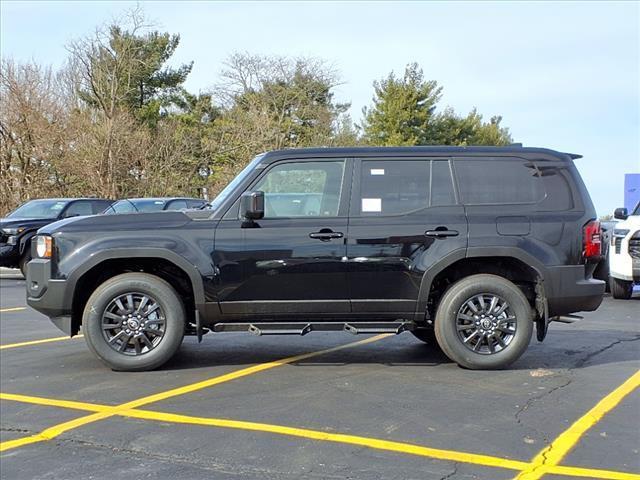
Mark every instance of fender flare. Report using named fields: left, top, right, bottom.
left=65, top=247, right=207, bottom=314
left=18, top=230, right=38, bottom=256
left=415, top=246, right=547, bottom=320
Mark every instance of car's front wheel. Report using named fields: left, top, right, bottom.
left=82, top=273, right=185, bottom=371
left=609, top=276, right=633, bottom=300
left=434, top=274, right=533, bottom=370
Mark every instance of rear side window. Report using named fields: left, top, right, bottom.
left=63, top=201, right=93, bottom=217
left=360, top=160, right=430, bottom=215
left=455, top=158, right=545, bottom=204
left=90, top=201, right=112, bottom=214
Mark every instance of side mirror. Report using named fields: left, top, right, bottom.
left=240, top=191, right=265, bottom=220
left=614, top=207, right=628, bottom=220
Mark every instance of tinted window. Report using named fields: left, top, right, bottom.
left=105, top=200, right=137, bottom=214
left=132, top=200, right=167, bottom=212
left=254, top=161, right=345, bottom=218
left=360, top=160, right=430, bottom=215
left=63, top=201, right=93, bottom=217
left=90, top=201, right=112, bottom=214
left=536, top=166, right=574, bottom=211
left=431, top=161, right=456, bottom=206
left=167, top=200, right=188, bottom=210
left=455, top=158, right=544, bottom=204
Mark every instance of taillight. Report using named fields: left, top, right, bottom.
left=583, top=220, right=601, bottom=258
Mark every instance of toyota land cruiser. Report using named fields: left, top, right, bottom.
left=26, top=146, right=605, bottom=371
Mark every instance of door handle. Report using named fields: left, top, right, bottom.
left=425, top=229, right=459, bottom=238
left=309, top=231, right=344, bottom=240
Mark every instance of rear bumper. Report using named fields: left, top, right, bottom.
left=545, top=265, right=605, bottom=316
left=26, top=258, right=73, bottom=334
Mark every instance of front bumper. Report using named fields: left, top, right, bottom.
left=26, top=258, right=73, bottom=334
left=545, top=265, right=605, bottom=316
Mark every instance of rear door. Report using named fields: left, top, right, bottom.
left=346, top=158, right=467, bottom=316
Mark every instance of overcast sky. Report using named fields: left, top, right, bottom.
left=2, top=0, right=638, bottom=216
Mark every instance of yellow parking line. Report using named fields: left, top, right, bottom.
left=0, top=334, right=390, bottom=453
left=0, top=307, right=27, bottom=313
left=0, top=335, right=83, bottom=350
left=2, top=391, right=638, bottom=479
left=548, top=465, right=640, bottom=480
left=514, top=369, right=640, bottom=480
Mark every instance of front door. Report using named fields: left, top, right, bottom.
left=346, top=158, right=467, bottom=316
left=216, top=158, right=351, bottom=317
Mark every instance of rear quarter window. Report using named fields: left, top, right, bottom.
left=455, top=158, right=545, bottom=205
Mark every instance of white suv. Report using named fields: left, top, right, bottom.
left=609, top=202, right=640, bottom=299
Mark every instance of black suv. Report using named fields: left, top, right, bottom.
left=25, top=147, right=605, bottom=371
left=1, top=198, right=114, bottom=275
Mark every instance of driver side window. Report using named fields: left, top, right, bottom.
left=254, top=161, right=345, bottom=218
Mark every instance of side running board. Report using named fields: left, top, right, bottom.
left=213, top=321, right=414, bottom=336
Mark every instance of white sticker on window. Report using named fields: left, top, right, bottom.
left=362, top=198, right=382, bottom=212
left=370, top=169, right=385, bottom=175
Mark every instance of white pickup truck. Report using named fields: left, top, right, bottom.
left=609, top=202, right=640, bottom=299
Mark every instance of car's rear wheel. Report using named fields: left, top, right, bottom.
left=609, top=277, right=633, bottom=300
left=82, top=273, right=185, bottom=371
left=434, top=274, right=533, bottom=370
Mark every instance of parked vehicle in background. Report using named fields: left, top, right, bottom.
left=1, top=198, right=114, bottom=276
left=26, top=146, right=605, bottom=371
left=608, top=203, right=640, bottom=299
left=103, top=198, right=207, bottom=214
left=594, top=220, right=616, bottom=292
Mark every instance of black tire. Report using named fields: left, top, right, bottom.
left=434, top=274, right=533, bottom=370
left=82, top=273, right=185, bottom=371
left=593, top=253, right=610, bottom=293
left=18, top=249, right=31, bottom=278
left=609, top=277, right=633, bottom=300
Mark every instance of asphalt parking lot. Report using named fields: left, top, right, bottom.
left=1, top=275, right=638, bottom=480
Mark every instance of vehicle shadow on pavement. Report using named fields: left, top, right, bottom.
left=160, top=328, right=640, bottom=372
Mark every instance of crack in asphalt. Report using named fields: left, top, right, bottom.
left=0, top=425, right=33, bottom=434
left=30, top=435, right=359, bottom=480
left=514, top=334, right=640, bottom=447
left=574, top=335, right=640, bottom=368
left=440, top=462, right=458, bottom=480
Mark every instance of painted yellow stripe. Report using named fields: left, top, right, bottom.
left=514, top=369, right=640, bottom=480
left=0, top=392, right=112, bottom=413
left=0, top=335, right=83, bottom=350
left=0, top=307, right=27, bottom=313
left=120, top=334, right=388, bottom=410
left=0, top=334, right=389, bottom=453
left=123, top=408, right=531, bottom=471
left=546, top=464, right=640, bottom=480
left=3, top=391, right=638, bottom=479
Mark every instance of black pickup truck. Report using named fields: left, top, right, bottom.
left=26, top=146, right=605, bottom=371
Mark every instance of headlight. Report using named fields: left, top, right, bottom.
left=2, top=227, right=25, bottom=235
left=36, top=235, right=53, bottom=258
left=613, top=229, right=630, bottom=238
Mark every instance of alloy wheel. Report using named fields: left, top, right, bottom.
left=455, top=293, right=517, bottom=355
left=101, top=292, right=166, bottom=356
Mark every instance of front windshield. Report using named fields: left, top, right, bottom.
left=632, top=201, right=640, bottom=216
left=208, top=154, right=265, bottom=212
left=7, top=199, right=69, bottom=219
